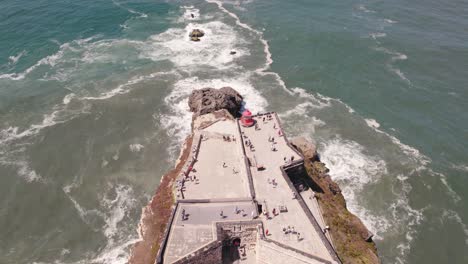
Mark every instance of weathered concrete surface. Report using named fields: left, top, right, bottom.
left=257, top=239, right=328, bottom=264
left=182, top=121, right=250, bottom=200
left=239, top=115, right=334, bottom=262
left=164, top=202, right=256, bottom=263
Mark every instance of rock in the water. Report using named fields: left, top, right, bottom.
left=230, top=51, right=237, bottom=55
left=189, top=29, right=205, bottom=41
left=188, top=87, right=243, bottom=117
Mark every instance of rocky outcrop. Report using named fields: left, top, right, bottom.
left=290, top=137, right=319, bottom=161
left=188, top=87, right=243, bottom=117
left=291, top=137, right=380, bottom=264
left=189, top=29, right=205, bottom=41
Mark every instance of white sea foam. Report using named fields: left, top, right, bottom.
left=442, top=209, right=468, bottom=246
left=82, top=71, right=176, bottom=100
left=143, top=21, right=249, bottom=70
left=181, top=5, right=201, bottom=21
left=63, top=183, right=140, bottom=263
left=370, top=32, right=387, bottom=39
left=431, top=170, right=462, bottom=203
left=365, top=118, right=380, bottom=129
left=375, top=47, right=410, bottom=83
left=0, top=110, right=62, bottom=144
left=320, top=138, right=390, bottom=238
left=357, top=4, right=376, bottom=13
left=0, top=38, right=96, bottom=81
left=63, top=93, right=75, bottom=105
left=0, top=158, right=42, bottom=183
left=129, top=143, right=144, bottom=153
left=8, top=50, right=27, bottom=65
left=384, top=19, right=398, bottom=24
left=205, top=0, right=295, bottom=96
left=112, top=0, right=148, bottom=18
left=451, top=163, right=468, bottom=172
left=289, top=87, right=333, bottom=109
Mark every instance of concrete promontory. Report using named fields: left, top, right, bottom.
left=129, top=87, right=380, bottom=264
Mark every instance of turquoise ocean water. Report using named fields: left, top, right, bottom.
left=0, top=0, right=467, bottom=263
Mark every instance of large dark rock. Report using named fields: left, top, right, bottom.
left=188, top=87, right=243, bottom=117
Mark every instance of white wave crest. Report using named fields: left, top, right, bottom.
left=365, top=118, right=380, bottom=129
left=129, top=143, right=144, bottom=153
left=320, top=138, right=390, bottom=238
left=370, top=32, right=387, bottom=40
left=63, top=183, right=139, bottom=264
left=442, top=210, right=468, bottom=246
left=384, top=19, right=398, bottom=24
left=63, top=93, right=75, bottom=105
left=142, top=21, right=249, bottom=69
left=8, top=50, right=27, bottom=65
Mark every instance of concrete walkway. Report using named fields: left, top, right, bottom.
left=239, top=114, right=333, bottom=262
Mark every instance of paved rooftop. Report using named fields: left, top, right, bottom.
left=180, top=120, right=251, bottom=200
left=161, top=113, right=338, bottom=264
left=164, top=201, right=257, bottom=264
left=239, top=114, right=334, bottom=262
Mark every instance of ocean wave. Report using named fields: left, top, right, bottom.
left=129, top=143, right=144, bottom=153
left=181, top=5, right=201, bottom=21
left=365, top=118, right=380, bottom=129
left=8, top=50, right=27, bottom=65
left=374, top=47, right=410, bottom=83
left=357, top=4, right=376, bottom=13
left=442, top=209, right=468, bottom=246
left=370, top=32, right=387, bottom=40
left=142, top=20, right=250, bottom=70
left=320, top=138, right=390, bottom=238
left=63, top=183, right=140, bottom=264
left=0, top=37, right=97, bottom=81
left=112, top=0, right=148, bottom=18
left=384, top=18, right=398, bottom=24
left=320, top=137, right=425, bottom=263
left=82, top=70, right=178, bottom=100
left=451, top=163, right=468, bottom=172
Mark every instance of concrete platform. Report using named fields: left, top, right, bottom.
left=160, top=113, right=339, bottom=264
left=182, top=120, right=251, bottom=200
left=239, top=114, right=333, bottom=262
left=164, top=201, right=257, bottom=264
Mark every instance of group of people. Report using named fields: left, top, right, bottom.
left=283, top=226, right=302, bottom=241
left=244, top=138, right=255, bottom=151
left=267, top=178, right=278, bottom=188
left=222, top=135, right=235, bottom=142
left=283, top=155, right=296, bottom=164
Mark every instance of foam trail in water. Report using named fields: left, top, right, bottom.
left=442, top=210, right=468, bottom=246
left=205, top=0, right=293, bottom=95
left=63, top=183, right=140, bottom=264
left=8, top=50, right=27, bottom=65
left=320, top=138, right=390, bottom=238
left=112, top=0, right=148, bottom=18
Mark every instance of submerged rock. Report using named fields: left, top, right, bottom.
left=188, top=87, right=243, bottom=117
